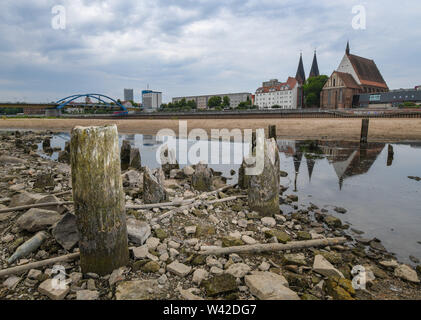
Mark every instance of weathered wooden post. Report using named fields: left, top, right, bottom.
left=360, top=119, right=369, bottom=144
left=120, top=140, right=131, bottom=171
left=70, top=125, right=129, bottom=275
left=248, top=137, right=280, bottom=217
left=387, top=144, right=394, bottom=167
left=268, top=125, right=277, bottom=141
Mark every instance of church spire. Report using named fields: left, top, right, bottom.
left=295, top=53, right=306, bottom=84
left=309, top=50, right=320, bottom=78
left=346, top=41, right=350, bottom=55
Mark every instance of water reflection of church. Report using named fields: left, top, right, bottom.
left=277, top=140, right=386, bottom=190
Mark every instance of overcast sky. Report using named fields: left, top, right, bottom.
left=1, top=0, right=420, bottom=103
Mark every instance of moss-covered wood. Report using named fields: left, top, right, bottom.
left=70, top=125, right=129, bottom=275
left=248, top=138, right=280, bottom=217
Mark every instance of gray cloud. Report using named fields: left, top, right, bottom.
left=0, top=0, right=420, bottom=102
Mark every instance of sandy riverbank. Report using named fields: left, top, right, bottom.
left=1, top=118, right=421, bottom=142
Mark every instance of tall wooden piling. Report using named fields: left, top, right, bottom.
left=70, top=125, right=129, bottom=275
left=387, top=144, right=394, bottom=167
left=268, top=125, right=277, bottom=141
left=360, top=119, right=369, bottom=144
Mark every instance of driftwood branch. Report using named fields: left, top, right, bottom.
left=0, top=185, right=239, bottom=215
left=198, top=237, right=347, bottom=256
left=0, top=202, right=74, bottom=214
left=0, top=253, right=80, bottom=278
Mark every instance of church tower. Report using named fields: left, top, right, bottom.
left=309, top=50, right=320, bottom=78
left=295, top=53, right=306, bottom=84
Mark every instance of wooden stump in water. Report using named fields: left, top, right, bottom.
left=248, top=137, right=280, bottom=217
left=70, top=125, right=129, bottom=275
left=268, top=125, right=277, bottom=141
left=387, top=144, right=394, bottom=167
left=360, top=119, right=369, bottom=144
left=121, top=140, right=131, bottom=171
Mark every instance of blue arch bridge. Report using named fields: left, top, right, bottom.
left=46, top=93, right=129, bottom=116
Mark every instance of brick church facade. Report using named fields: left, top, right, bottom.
left=320, top=42, right=389, bottom=109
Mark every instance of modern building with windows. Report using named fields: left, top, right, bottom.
left=356, top=88, right=421, bottom=108
left=142, top=90, right=162, bottom=111
left=172, top=92, right=252, bottom=109
left=124, top=89, right=134, bottom=102
left=254, top=77, right=300, bottom=109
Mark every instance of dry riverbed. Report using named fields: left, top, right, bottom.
left=0, top=130, right=420, bottom=300
left=1, top=118, right=421, bottom=142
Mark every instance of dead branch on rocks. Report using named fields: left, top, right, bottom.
left=198, top=237, right=347, bottom=256
left=1, top=185, right=239, bottom=215
left=0, top=253, right=80, bottom=278
left=0, top=202, right=74, bottom=214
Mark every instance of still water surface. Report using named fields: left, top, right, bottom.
left=39, top=133, right=421, bottom=265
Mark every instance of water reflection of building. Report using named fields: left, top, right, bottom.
left=276, top=140, right=386, bottom=191
left=277, top=140, right=297, bottom=157
left=319, top=141, right=385, bottom=189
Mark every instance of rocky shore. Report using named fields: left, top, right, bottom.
left=0, top=130, right=420, bottom=300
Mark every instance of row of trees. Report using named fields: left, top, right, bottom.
left=160, top=98, right=197, bottom=112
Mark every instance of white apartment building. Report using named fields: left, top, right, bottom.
left=142, top=90, right=162, bottom=111
left=254, top=77, right=300, bottom=109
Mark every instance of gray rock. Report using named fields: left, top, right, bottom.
left=146, top=237, right=160, bottom=250
left=261, top=217, right=276, bottom=227
left=38, top=279, right=69, bottom=300
left=52, top=213, right=79, bottom=250
left=35, top=195, right=66, bottom=214
left=16, top=208, right=61, bottom=232
left=178, top=288, right=204, bottom=300
left=182, top=166, right=195, bottom=177
left=27, top=269, right=42, bottom=280
left=132, top=245, right=149, bottom=260
left=115, top=280, right=165, bottom=300
left=225, top=263, right=251, bottom=278
left=9, top=192, right=43, bottom=208
left=167, top=261, right=192, bottom=277
left=394, top=264, right=420, bottom=283
left=192, top=269, right=208, bottom=285
left=76, top=290, right=99, bottom=300
left=123, top=170, right=143, bottom=188
left=3, top=276, right=21, bottom=289
left=109, top=267, right=125, bottom=286
left=0, top=155, right=26, bottom=164
left=245, top=272, right=299, bottom=300
left=313, top=255, right=344, bottom=278
left=126, top=218, right=151, bottom=245
left=283, top=253, right=307, bottom=266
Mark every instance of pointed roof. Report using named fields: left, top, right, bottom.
left=346, top=41, right=350, bottom=55
left=309, top=50, right=320, bottom=78
left=306, top=157, right=315, bottom=181
left=346, top=54, right=388, bottom=89
left=295, top=53, right=306, bottom=84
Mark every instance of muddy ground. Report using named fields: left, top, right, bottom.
left=1, top=118, right=421, bottom=142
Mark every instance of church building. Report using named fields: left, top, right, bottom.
left=320, top=42, right=389, bottom=109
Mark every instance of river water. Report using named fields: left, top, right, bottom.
left=38, top=133, right=421, bottom=265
